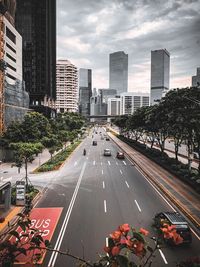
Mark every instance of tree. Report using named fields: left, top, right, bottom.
left=42, top=135, right=62, bottom=161
left=10, top=142, right=43, bottom=186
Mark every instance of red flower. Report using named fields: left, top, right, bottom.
left=110, top=230, right=121, bottom=241
left=139, top=228, right=149, bottom=236
left=161, top=224, right=183, bottom=245
left=111, top=246, right=120, bottom=256
left=118, top=223, right=130, bottom=234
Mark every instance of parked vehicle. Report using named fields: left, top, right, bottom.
left=106, top=137, right=110, bottom=141
left=92, top=141, right=97, bottom=146
left=154, top=212, right=192, bottom=245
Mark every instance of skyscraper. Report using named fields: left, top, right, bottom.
left=150, top=49, right=170, bottom=105
left=56, top=60, right=78, bottom=113
left=15, top=0, right=56, bottom=117
left=79, top=68, right=92, bottom=117
left=192, top=67, right=200, bottom=86
left=109, top=51, right=128, bottom=94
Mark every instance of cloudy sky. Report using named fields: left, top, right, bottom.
left=57, top=0, right=200, bottom=92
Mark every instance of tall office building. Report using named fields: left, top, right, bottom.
left=79, top=68, right=92, bottom=117
left=192, top=68, right=200, bottom=86
left=56, top=60, right=78, bottom=113
left=109, top=51, right=128, bottom=94
left=15, top=0, right=56, bottom=117
left=0, top=0, right=29, bottom=133
left=150, top=49, right=170, bottom=105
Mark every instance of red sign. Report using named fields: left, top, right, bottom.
left=11, top=207, right=63, bottom=265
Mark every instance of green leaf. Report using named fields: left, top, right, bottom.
left=44, top=240, right=51, bottom=247
left=132, top=232, right=145, bottom=243
left=116, top=255, right=129, bottom=267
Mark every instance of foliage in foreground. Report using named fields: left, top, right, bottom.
left=1, top=213, right=198, bottom=267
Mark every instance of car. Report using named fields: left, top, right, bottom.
left=154, top=212, right=192, bottom=245
left=92, top=141, right=97, bottom=146
left=104, top=149, right=111, bottom=156
left=116, top=151, right=125, bottom=159
left=106, top=137, right=110, bottom=141
left=193, top=152, right=199, bottom=160
left=101, top=136, right=104, bottom=140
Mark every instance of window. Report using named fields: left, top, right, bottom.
left=6, top=27, right=16, bottom=44
left=6, top=42, right=16, bottom=53
left=6, top=53, right=16, bottom=62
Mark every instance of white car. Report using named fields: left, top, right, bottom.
left=104, top=149, right=111, bottom=156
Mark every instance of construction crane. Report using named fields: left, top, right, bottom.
left=0, top=15, right=6, bottom=135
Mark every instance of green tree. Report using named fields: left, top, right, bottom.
left=42, top=135, right=62, bottom=161
left=10, top=142, right=43, bottom=186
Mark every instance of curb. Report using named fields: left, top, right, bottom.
left=108, top=133, right=200, bottom=230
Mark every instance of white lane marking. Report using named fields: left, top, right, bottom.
left=120, top=169, right=123, bottom=174
left=0, top=177, right=3, bottom=181
left=135, top=166, right=200, bottom=241
left=134, top=199, right=142, bottom=212
left=48, top=162, right=86, bottom=267
left=123, top=160, right=126, bottom=165
left=101, top=162, right=102, bottom=165
left=108, top=161, right=111, bottom=165
left=93, top=160, right=95, bottom=165
left=104, top=200, right=107, bottom=213
left=125, top=181, right=130, bottom=188
left=74, top=161, right=77, bottom=166
left=102, top=169, right=104, bottom=175
left=116, top=161, right=118, bottom=165
left=159, top=249, right=168, bottom=264
left=103, top=181, right=105, bottom=189
left=86, top=157, right=88, bottom=160
left=135, top=166, right=176, bottom=211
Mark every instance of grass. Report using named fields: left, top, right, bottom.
left=35, top=140, right=81, bottom=172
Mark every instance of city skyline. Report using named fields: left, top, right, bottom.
left=57, top=0, right=200, bottom=92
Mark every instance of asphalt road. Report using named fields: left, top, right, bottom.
left=35, top=127, right=200, bottom=267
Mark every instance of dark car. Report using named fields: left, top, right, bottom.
left=116, top=151, right=125, bottom=159
left=154, top=212, right=192, bottom=245
left=92, top=141, right=97, bottom=146
left=105, top=137, right=110, bottom=141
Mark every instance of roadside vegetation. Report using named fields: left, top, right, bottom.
left=113, top=86, right=200, bottom=193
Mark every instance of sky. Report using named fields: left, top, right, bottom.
left=57, top=0, right=200, bottom=93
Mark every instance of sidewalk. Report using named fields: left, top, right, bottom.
left=108, top=132, right=200, bottom=231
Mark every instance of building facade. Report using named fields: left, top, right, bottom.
left=107, top=97, right=121, bottom=116
left=120, top=92, right=150, bottom=115
left=109, top=51, right=128, bottom=94
left=15, top=0, right=56, bottom=117
left=56, top=60, right=78, bottom=113
left=192, top=67, right=200, bottom=86
left=150, top=49, right=170, bottom=105
left=0, top=2, right=29, bottom=133
left=79, top=68, right=92, bottom=117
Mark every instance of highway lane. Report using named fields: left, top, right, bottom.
left=37, top=127, right=200, bottom=267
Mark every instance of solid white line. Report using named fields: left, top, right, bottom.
left=135, top=199, right=142, bottom=212
left=116, top=161, right=118, bottom=165
left=159, top=249, right=168, bottom=264
left=135, top=166, right=176, bottom=211
left=86, top=157, right=88, bottom=160
left=48, top=162, right=86, bottom=267
left=101, top=162, right=102, bottom=165
left=104, top=200, right=107, bottom=213
left=123, top=160, right=126, bottom=165
left=108, top=161, right=111, bottom=165
left=103, top=181, right=105, bottom=189
left=120, top=169, right=123, bottom=174
left=102, top=169, right=104, bottom=175
left=74, top=161, right=77, bottom=166
left=125, top=181, right=130, bottom=188
left=93, top=160, right=95, bottom=165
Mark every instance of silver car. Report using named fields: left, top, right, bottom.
left=104, top=149, right=111, bottom=156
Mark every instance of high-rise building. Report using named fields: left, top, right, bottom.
left=109, top=51, right=128, bottom=94
left=150, top=49, right=170, bottom=105
left=192, top=68, right=200, bottom=86
left=56, top=60, right=78, bottom=113
left=0, top=0, right=29, bottom=133
left=15, top=0, right=56, bottom=117
left=79, top=68, right=92, bottom=117
left=120, top=92, right=150, bottom=115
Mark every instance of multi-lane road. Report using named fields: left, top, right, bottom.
left=32, top=127, right=200, bottom=267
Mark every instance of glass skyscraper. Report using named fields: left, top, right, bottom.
left=79, top=68, right=92, bottom=117
left=109, top=51, right=128, bottom=95
left=150, top=49, right=170, bottom=105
